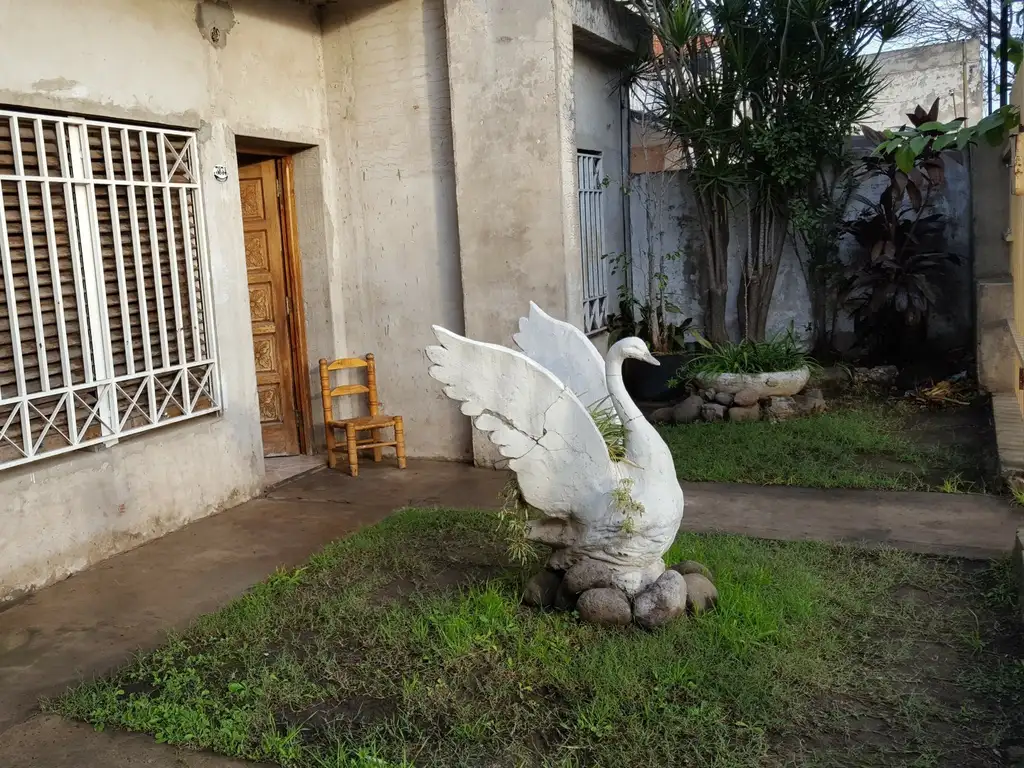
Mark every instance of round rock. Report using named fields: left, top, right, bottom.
left=701, top=403, right=726, bottom=422
left=523, top=569, right=563, bottom=609
left=795, top=388, right=826, bottom=415
left=564, top=559, right=617, bottom=596
left=672, top=395, right=703, bottom=425
left=649, top=406, right=675, bottom=424
left=714, top=392, right=734, bottom=407
left=682, top=573, right=719, bottom=615
left=728, top=404, right=760, bottom=423
left=733, top=388, right=760, bottom=407
left=764, top=396, right=798, bottom=421
left=553, top=577, right=578, bottom=612
left=669, top=560, right=714, bottom=582
left=633, top=569, right=687, bottom=629
left=577, top=587, right=633, bottom=626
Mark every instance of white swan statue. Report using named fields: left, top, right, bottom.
left=512, top=301, right=614, bottom=415
left=425, top=306, right=688, bottom=620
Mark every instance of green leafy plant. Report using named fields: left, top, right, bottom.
left=497, top=479, right=540, bottom=566
left=791, top=158, right=864, bottom=357
left=674, top=326, right=819, bottom=380
left=611, top=478, right=645, bottom=534
left=605, top=251, right=694, bottom=355
left=842, top=100, right=1019, bottom=358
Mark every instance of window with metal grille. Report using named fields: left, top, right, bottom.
left=577, top=150, right=608, bottom=335
left=0, top=109, right=219, bottom=470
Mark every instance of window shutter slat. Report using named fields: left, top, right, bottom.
left=0, top=112, right=218, bottom=468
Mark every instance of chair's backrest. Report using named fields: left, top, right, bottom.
left=318, top=354, right=380, bottom=420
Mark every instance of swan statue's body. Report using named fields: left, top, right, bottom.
left=425, top=305, right=685, bottom=598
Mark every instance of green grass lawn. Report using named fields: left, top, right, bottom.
left=49, top=509, right=1022, bottom=767
left=660, top=402, right=962, bottom=490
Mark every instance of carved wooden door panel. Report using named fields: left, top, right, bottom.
left=240, top=160, right=299, bottom=456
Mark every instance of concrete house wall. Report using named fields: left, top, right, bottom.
left=0, top=0, right=331, bottom=602
left=320, top=0, right=471, bottom=461
left=573, top=45, right=630, bottom=350
left=0, top=0, right=639, bottom=602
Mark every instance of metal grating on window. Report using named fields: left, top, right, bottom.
left=577, top=151, right=608, bottom=335
left=0, top=109, right=220, bottom=470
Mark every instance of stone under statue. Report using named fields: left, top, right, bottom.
left=425, top=303, right=716, bottom=628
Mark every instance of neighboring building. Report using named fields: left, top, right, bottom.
left=0, top=0, right=641, bottom=602
left=866, top=39, right=984, bottom=129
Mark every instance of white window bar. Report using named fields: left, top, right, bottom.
left=577, top=150, right=608, bottom=335
left=0, top=108, right=220, bottom=470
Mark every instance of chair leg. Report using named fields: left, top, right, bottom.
left=371, top=428, right=383, bottom=463
left=325, top=426, right=337, bottom=469
left=346, top=424, right=359, bottom=477
left=394, top=416, right=407, bottom=470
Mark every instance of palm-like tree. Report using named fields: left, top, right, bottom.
left=622, top=0, right=916, bottom=341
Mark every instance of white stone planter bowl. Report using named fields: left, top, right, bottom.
left=694, top=367, right=810, bottom=397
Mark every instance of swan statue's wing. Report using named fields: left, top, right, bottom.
left=426, top=325, right=617, bottom=516
left=513, top=302, right=610, bottom=410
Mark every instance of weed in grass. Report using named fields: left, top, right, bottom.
left=937, top=473, right=974, bottom=494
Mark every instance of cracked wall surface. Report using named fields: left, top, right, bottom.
left=0, top=0, right=330, bottom=602
left=0, top=0, right=643, bottom=597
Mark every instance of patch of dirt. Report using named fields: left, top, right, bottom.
left=779, top=577, right=1024, bottom=767
left=902, top=397, right=999, bottom=489
left=376, top=565, right=503, bottom=606
left=278, top=695, right=399, bottom=738
left=853, top=397, right=1000, bottom=490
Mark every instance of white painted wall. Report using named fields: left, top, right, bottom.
left=0, top=0, right=333, bottom=601
left=573, top=46, right=629, bottom=351
left=0, top=0, right=642, bottom=599
left=320, top=0, right=471, bottom=461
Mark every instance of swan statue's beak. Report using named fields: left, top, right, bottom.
left=642, top=351, right=660, bottom=366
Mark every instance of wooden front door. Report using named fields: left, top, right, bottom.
left=240, top=159, right=300, bottom=456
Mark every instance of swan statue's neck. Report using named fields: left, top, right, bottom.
left=605, top=343, right=645, bottom=429
left=605, top=342, right=674, bottom=472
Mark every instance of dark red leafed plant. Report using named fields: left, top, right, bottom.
left=840, top=99, right=1018, bottom=358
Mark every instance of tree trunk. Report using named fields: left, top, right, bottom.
left=704, top=286, right=729, bottom=344
left=738, top=196, right=788, bottom=341
left=694, top=185, right=731, bottom=344
left=808, top=265, right=830, bottom=357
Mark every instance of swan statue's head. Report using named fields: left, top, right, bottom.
left=609, top=337, right=660, bottom=366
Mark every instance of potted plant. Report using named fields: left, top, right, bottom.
left=605, top=251, right=695, bottom=402
left=674, top=326, right=817, bottom=397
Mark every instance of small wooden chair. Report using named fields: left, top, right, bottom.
left=319, top=354, right=407, bottom=477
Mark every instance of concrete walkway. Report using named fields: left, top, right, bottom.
left=1, top=459, right=1021, bottom=767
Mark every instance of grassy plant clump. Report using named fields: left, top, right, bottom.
left=588, top=399, right=626, bottom=462
left=677, top=327, right=819, bottom=381
left=497, top=477, right=541, bottom=566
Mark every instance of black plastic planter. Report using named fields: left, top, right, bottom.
left=622, top=353, right=688, bottom=403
